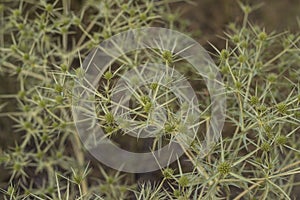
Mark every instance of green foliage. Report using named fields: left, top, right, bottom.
left=0, top=0, right=300, bottom=199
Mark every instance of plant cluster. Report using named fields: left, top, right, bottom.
left=0, top=0, right=299, bottom=199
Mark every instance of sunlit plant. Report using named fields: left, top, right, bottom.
left=0, top=0, right=299, bottom=199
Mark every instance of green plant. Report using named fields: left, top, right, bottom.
left=0, top=0, right=176, bottom=199
left=0, top=0, right=300, bottom=199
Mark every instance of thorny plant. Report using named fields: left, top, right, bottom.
left=0, top=0, right=300, bottom=199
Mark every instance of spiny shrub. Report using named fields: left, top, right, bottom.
left=0, top=0, right=299, bottom=199
left=0, top=0, right=176, bottom=199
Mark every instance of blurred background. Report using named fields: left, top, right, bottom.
left=177, top=0, right=300, bottom=48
